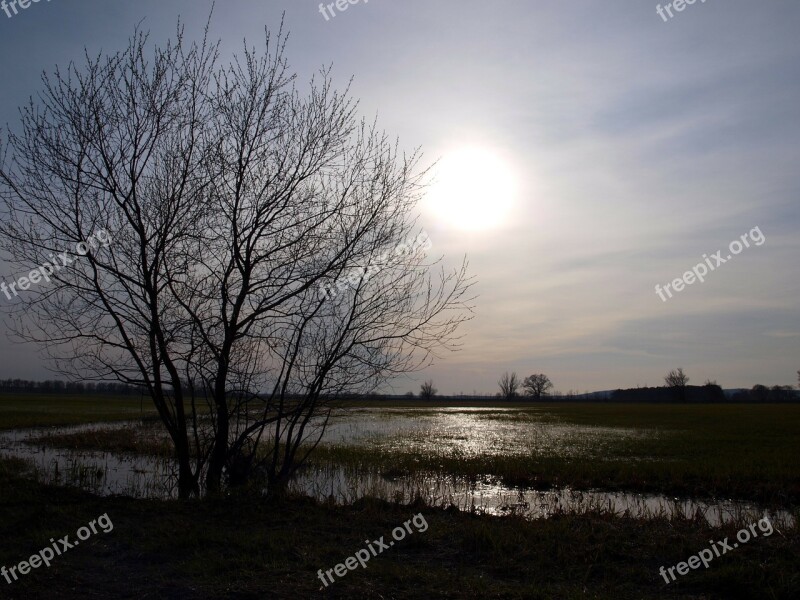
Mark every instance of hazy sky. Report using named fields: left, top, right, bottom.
left=1, top=0, right=798, bottom=394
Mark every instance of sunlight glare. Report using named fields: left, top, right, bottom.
left=427, top=146, right=518, bottom=231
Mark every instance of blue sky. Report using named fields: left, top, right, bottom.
left=1, top=0, right=799, bottom=394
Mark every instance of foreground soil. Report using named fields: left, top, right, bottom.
left=0, top=459, right=798, bottom=599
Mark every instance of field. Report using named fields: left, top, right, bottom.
left=0, top=394, right=799, bottom=598
left=0, top=393, right=157, bottom=429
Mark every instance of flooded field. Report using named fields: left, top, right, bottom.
left=1, top=406, right=794, bottom=528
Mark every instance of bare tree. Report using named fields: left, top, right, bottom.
left=498, top=371, right=519, bottom=399
left=664, top=368, right=689, bottom=388
left=0, top=20, right=473, bottom=498
left=664, top=368, right=689, bottom=402
left=522, top=373, right=553, bottom=400
left=419, top=380, right=437, bottom=401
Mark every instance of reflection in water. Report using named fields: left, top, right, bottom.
left=291, top=464, right=792, bottom=528
left=320, top=407, right=655, bottom=458
left=0, top=409, right=794, bottom=529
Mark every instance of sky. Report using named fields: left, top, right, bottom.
left=0, top=0, right=798, bottom=395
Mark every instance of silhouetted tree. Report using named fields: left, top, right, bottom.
left=0, top=19, right=473, bottom=497
left=419, top=380, right=437, bottom=401
left=665, top=368, right=689, bottom=388
left=498, top=371, right=519, bottom=399
left=522, top=373, right=553, bottom=400
left=665, top=368, right=689, bottom=402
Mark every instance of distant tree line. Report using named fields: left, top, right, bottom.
left=402, top=385, right=800, bottom=403
left=408, top=366, right=800, bottom=403
left=0, top=379, right=142, bottom=395
left=732, top=384, right=797, bottom=403
left=612, top=384, right=724, bottom=403
left=3, top=377, right=797, bottom=403
left=610, top=384, right=798, bottom=403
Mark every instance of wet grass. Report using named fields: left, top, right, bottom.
left=310, top=403, right=800, bottom=506
left=1, top=457, right=798, bottom=599
left=6, top=398, right=799, bottom=505
left=27, top=423, right=175, bottom=458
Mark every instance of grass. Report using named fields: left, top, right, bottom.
left=0, top=456, right=798, bottom=599
left=0, top=393, right=157, bottom=430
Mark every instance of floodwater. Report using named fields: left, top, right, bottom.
left=0, top=421, right=177, bottom=498
left=0, top=407, right=793, bottom=528
left=319, top=406, right=654, bottom=456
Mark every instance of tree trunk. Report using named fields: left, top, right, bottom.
left=177, top=448, right=199, bottom=499
left=205, top=400, right=229, bottom=495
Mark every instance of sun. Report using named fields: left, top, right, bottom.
left=426, top=146, right=517, bottom=231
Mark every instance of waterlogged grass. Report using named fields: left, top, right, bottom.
left=310, top=403, right=800, bottom=505
left=27, top=422, right=175, bottom=458
left=0, top=393, right=157, bottom=429
left=4, top=397, right=799, bottom=505
left=0, top=457, right=798, bottom=599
